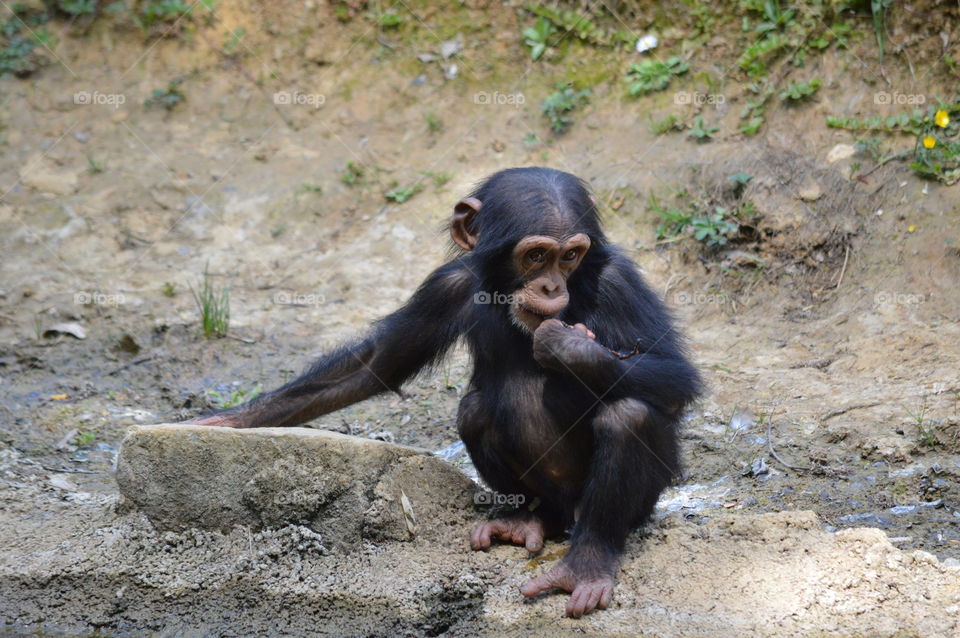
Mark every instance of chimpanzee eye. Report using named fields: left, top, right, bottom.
left=562, top=249, right=578, bottom=261
left=527, top=248, right=547, bottom=263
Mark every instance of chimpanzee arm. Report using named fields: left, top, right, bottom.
left=190, top=261, right=474, bottom=428
left=533, top=254, right=701, bottom=414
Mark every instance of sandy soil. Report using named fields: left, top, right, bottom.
left=1, top=1, right=959, bottom=635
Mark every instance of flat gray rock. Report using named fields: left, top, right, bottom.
left=115, top=424, right=476, bottom=549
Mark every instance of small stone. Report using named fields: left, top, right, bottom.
left=827, top=143, right=856, bottom=163
left=19, top=155, right=79, bottom=196
left=798, top=180, right=822, bottom=202
left=49, top=475, right=78, bottom=491
left=439, top=34, right=463, bottom=59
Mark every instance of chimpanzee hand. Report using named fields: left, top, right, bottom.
left=532, top=318, right=606, bottom=374
left=182, top=414, right=245, bottom=428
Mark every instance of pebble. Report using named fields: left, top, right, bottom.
left=838, top=512, right=891, bottom=528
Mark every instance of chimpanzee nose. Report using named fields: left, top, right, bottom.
left=541, top=280, right=559, bottom=295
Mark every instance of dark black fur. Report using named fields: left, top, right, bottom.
left=203, top=167, right=701, bottom=591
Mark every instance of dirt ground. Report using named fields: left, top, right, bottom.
left=1, top=1, right=959, bottom=636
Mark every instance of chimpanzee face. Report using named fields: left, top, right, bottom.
left=449, top=192, right=594, bottom=334
left=509, top=233, right=590, bottom=333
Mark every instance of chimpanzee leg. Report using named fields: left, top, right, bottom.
left=457, top=390, right=565, bottom=553
left=522, top=397, right=678, bottom=617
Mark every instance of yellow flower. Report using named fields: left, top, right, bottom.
left=935, top=109, right=950, bottom=128
left=923, top=136, right=936, bottom=149
left=907, top=225, right=916, bottom=233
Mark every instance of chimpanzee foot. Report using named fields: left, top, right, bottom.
left=521, top=560, right=615, bottom=618
left=470, top=511, right=547, bottom=554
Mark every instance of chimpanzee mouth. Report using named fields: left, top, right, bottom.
left=512, top=304, right=557, bottom=333
left=516, top=305, right=553, bottom=320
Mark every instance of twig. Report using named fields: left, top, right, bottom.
left=820, top=401, right=882, bottom=421
left=859, top=149, right=912, bottom=179
left=766, top=413, right=811, bottom=472
left=42, top=466, right=99, bottom=474
left=107, top=356, right=153, bottom=376
left=560, top=321, right=645, bottom=360
left=835, top=245, right=850, bottom=288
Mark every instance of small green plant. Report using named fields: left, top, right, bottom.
left=190, top=263, right=230, bottom=339
left=735, top=0, right=851, bottom=79
left=541, top=84, right=591, bottom=134
left=208, top=384, right=262, bottom=410
left=57, top=0, right=98, bottom=16
left=522, top=17, right=556, bottom=61
left=222, top=27, right=247, bottom=56
left=75, top=431, right=96, bottom=447
left=526, top=5, right=633, bottom=48
left=340, top=161, right=364, bottom=186
left=856, top=137, right=884, bottom=163
left=651, top=114, right=684, bottom=135
left=136, top=0, right=216, bottom=30
left=780, top=78, right=821, bottom=101
left=300, top=182, right=323, bottom=194
left=688, top=116, right=719, bottom=142
left=650, top=194, right=693, bottom=240
left=144, top=78, right=185, bottom=110
left=912, top=105, right=960, bottom=185
left=421, top=171, right=452, bottom=188
left=625, top=57, right=689, bottom=96
left=161, top=282, right=176, bottom=297
left=727, top=172, right=753, bottom=188
left=0, top=6, right=50, bottom=77
left=691, top=207, right=738, bottom=246
left=871, top=0, right=893, bottom=62
left=425, top=112, right=443, bottom=133
left=826, top=110, right=926, bottom=134
left=650, top=193, right=741, bottom=248
left=739, top=84, right=774, bottom=135
left=377, top=9, right=403, bottom=28
left=86, top=155, right=104, bottom=174
left=384, top=182, right=423, bottom=203
left=828, top=101, right=960, bottom=184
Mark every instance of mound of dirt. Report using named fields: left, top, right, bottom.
left=2, top=449, right=958, bottom=638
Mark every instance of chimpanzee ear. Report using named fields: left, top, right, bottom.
left=450, top=197, right=481, bottom=251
